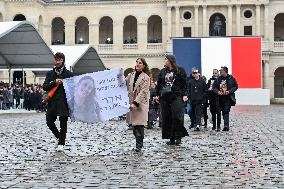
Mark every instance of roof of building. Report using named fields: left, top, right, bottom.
left=0, top=21, right=54, bottom=69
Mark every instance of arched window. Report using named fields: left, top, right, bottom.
left=99, top=16, right=113, bottom=44
left=13, top=14, right=26, bottom=21
left=209, top=13, right=226, bottom=36
left=51, top=17, right=65, bottom=45
left=75, top=16, right=89, bottom=44
left=123, top=16, right=137, bottom=44
left=147, top=15, right=162, bottom=43
left=274, top=14, right=284, bottom=41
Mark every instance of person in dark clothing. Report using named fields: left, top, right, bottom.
left=207, top=69, right=222, bottom=131
left=213, top=66, right=238, bottom=131
left=188, top=70, right=207, bottom=131
left=201, top=75, right=209, bottom=128
left=14, top=87, right=21, bottom=109
left=187, top=67, right=198, bottom=128
left=26, top=87, right=32, bottom=111
left=156, top=54, right=189, bottom=146
left=43, top=52, right=73, bottom=151
left=34, top=88, right=42, bottom=112
left=148, top=81, right=158, bottom=129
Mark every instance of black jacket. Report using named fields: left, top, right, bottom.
left=213, top=74, right=238, bottom=106
left=188, top=77, right=207, bottom=103
left=207, top=77, right=218, bottom=102
left=156, top=67, right=188, bottom=98
left=43, top=67, right=73, bottom=116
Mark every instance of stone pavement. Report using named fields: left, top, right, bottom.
left=0, top=105, right=283, bottom=188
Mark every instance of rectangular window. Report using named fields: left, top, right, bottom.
left=183, top=27, right=192, bottom=37
left=244, top=26, right=252, bottom=36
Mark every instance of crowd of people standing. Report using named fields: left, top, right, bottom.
left=0, top=82, right=47, bottom=112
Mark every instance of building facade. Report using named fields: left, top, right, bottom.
left=0, top=0, right=284, bottom=100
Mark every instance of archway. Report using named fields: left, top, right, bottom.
left=124, top=68, right=134, bottom=77
left=51, top=17, right=65, bottom=45
left=274, top=67, right=284, bottom=98
left=13, top=71, right=26, bottom=85
left=123, top=16, right=137, bottom=44
left=13, top=14, right=26, bottom=21
left=209, top=13, right=226, bottom=36
left=147, top=15, right=162, bottom=43
left=99, top=16, right=113, bottom=44
left=274, top=13, right=284, bottom=41
left=75, top=16, right=89, bottom=44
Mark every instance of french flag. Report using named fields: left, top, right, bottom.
left=173, top=37, right=262, bottom=88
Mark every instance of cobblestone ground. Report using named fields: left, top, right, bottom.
left=0, top=105, right=284, bottom=188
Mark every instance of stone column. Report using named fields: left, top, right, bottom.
left=42, top=24, right=52, bottom=45
left=202, top=5, right=207, bottom=37
left=89, top=22, right=99, bottom=45
left=194, top=5, right=199, bottom=37
left=175, top=6, right=181, bottom=37
left=113, top=20, right=123, bottom=50
left=65, top=24, right=75, bottom=45
left=162, top=22, right=167, bottom=44
left=236, top=5, right=241, bottom=36
left=228, top=5, right=233, bottom=36
left=263, top=60, right=270, bottom=89
left=256, top=4, right=261, bottom=36
left=264, top=5, right=269, bottom=39
left=167, top=7, right=172, bottom=41
left=138, top=21, right=147, bottom=50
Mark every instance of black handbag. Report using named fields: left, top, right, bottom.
left=160, top=85, right=172, bottom=97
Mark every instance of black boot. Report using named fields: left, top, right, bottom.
left=175, top=137, right=181, bottom=146
left=135, top=136, right=143, bottom=152
left=166, top=138, right=175, bottom=145
left=222, top=126, right=229, bottom=131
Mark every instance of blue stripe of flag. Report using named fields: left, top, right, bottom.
left=173, top=38, right=201, bottom=76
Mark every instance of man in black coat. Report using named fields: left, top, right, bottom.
left=43, top=52, right=73, bottom=151
left=188, top=70, right=207, bottom=131
left=213, top=66, right=238, bottom=131
left=207, top=69, right=221, bottom=131
left=187, top=67, right=198, bottom=128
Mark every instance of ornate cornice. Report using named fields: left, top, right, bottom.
left=41, top=0, right=166, bottom=6
left=99, top=53, right=165, bottom=58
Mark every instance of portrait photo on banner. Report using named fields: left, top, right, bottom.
left=63, top=69, right=129, bottom=123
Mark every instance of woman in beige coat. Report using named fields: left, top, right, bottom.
left=126, top=58, right=150, bottom=152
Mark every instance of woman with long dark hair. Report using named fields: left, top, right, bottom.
left=70, top=75, right=102, bottom=123
left=126, top=58, right=150, bottom=152
left=156, top=54, right=189, bottom=145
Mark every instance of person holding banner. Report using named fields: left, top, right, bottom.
left=156, top=54, right=189, bottom=146
left=126, top=58, right=150, bottom=152
left=43, top=52, right=73, bottom=151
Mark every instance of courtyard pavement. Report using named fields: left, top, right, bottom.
left=0, top=105, right=283, bottom=188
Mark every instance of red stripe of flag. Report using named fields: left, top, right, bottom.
left=231, top=37, right=262, bottom=88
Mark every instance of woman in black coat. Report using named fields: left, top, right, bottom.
left=156, top=54, right=189, bottom=146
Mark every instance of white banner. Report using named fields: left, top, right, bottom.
left=63, top=69, right=129, bottom=123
